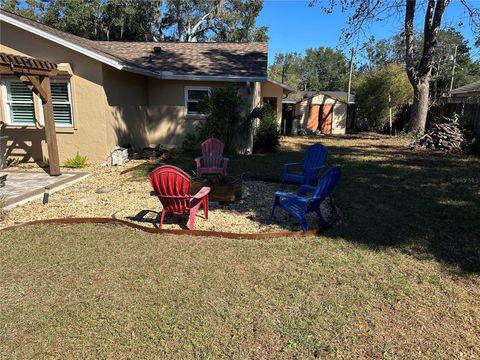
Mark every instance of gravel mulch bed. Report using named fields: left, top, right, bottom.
left=1, top=162, right=336, bottom=233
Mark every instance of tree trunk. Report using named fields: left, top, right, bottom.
left=408, top=77, right=430, bottom=133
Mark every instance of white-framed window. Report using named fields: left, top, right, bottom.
left=50, top=78, right=74, bottom=127
left=1, top=77, right=74, bottom=127
left=184, top=86, right=210, bottom=115
left=2, top=79, right=37, bottom=126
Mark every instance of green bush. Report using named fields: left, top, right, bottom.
left=195, top=85, right=249, bottom=153
left=354, top=63, right=413, bottom=131
left=64, top=152, right=88, bottom=168
left=253, top=106, right=280, bottom=153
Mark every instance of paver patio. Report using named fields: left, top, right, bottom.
left=0, top=171, right=89, bottom=210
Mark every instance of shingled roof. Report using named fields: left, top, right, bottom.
left=450, top=81, right=480, bottom=97
left=0, top=9, right=268, bottom=81
left=95, top=41, right=267, bottom=78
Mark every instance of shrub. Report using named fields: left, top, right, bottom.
left=64, top=152, right=88, bottom=168
left=184, top=85, right=248, bottom=153
left=6, top=158, right=20, bottom=168
left=253, top=106, right=280, bottom=153
left=353, top=63, right=413, bottom=131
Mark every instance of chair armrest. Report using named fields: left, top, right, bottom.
left=274, top=191, right=309, bottom=202
left=195, top=156, right=203, bottom=164
left=192, top=186, right=211, bottom=199
left=284, top=162, right=303, bottom=169
left=309, top=165, right=325, bottom=170
left=223, top=157, right=229, bottom=163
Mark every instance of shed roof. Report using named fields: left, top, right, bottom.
left=450, top=81, right=480, bottom=97
left=0, top=9, right=268, bottom=81
left=293, top=90, right=354, bottom=104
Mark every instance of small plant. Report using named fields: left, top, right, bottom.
left=64, top=152, right=88, bottom=168
left=283, top=340, right=298, bottom=352
left=252, top=106, right=280, bottom=153
left=6, top=158, right=20, bottom=168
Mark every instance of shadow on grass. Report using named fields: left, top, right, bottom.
left=131, top=136, right=480, bottom=273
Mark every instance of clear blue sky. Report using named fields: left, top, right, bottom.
left=257, top=0, right=480, bottom=63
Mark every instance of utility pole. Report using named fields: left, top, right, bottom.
left=347, top=48, right=355, bottom=104
left=449, top=45, right=458, bottom=95
left=388, top=93, right=393, bottom=136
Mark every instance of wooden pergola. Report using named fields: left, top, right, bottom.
left=0, top=52, right=61, bottom=176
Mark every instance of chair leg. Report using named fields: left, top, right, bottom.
left=203, top=197, right=208, bottom=219
left=280, top=180, right=285, bottom=191
left=299, top=214, right=309, bottom=232
left=188, top=210, right=196, bottom=230
left=268, top=197, right=279, bottom=224
left=159, top=211, right=166, bottom=230
left=315, top=208, right=325, bottom=225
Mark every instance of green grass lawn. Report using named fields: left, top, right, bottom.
left=1, top=223, right=479, bottom=358
left=1, top=133, right=479, bottom=358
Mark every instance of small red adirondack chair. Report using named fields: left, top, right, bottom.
left=149, top=165, right=210, bottom=230
left=195, top=138, right=229, bottom=177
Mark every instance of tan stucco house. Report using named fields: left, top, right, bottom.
left=0, top=9, right=290, bottom=163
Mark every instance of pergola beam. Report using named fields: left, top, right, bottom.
left=18, top=74, right=49, bottom=102
left=0, top=52, right=61, bottom=176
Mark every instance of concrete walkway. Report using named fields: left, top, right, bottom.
left=0, top=171, right=89, bottom=210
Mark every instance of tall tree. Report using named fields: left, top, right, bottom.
left=268, top=48, right=348, bottom=91
left=310, top=0, right=480, bottom=133
left=359, top=30, right=480, bottom=99
left=211, top=0, right=267, bottom=41
left=358, top=35, right=396, bottom=72
left=161, top=0, right=267, bottom=42
left=303, top=47, right=348, bottom=91
left=3, top=0, right=267, bottom=42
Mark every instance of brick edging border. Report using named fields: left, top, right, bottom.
left=1, top=217, right=336, bottom=239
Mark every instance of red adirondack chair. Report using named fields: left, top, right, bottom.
left=195, top=138, right=229, bottom=177
left=148, top=165, right=210, bottom=230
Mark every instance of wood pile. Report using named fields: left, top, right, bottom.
left=410, top=123, right=469, bottom=152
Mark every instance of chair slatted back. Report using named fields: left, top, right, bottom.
left=149, top=165, right=192, bottom=213
left=307, top=167, right=342, bottom=210
left=302, top=144, right=328, bottom=177
left=201, top=138, right=225, bottom=168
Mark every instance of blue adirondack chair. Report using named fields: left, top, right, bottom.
left=269, top=167, right=341, bottom=232
left=281, top=143, right=328, bottom=190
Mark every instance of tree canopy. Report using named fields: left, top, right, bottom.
left=268, top=47, right=349, bottom=91
left=357, top=30, right=480, bottom=97
left=1, top=0, right=268, bottom=42
left=354, top=63, right=413, bottom=131
left=309, top=0, right=480, bottom=133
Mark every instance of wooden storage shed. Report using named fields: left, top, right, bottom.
left=292, top=91, right=353, bottom=135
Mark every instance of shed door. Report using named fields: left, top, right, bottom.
left=308, top=104, right=333, bottom=133
left=307, top=104, right=320, bottom=131
left=320, top=105, right=333, bottom=134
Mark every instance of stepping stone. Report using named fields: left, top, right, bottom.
left=96, top=187, right=114, bottom=194
left=79, top=195, right=97, bottom=203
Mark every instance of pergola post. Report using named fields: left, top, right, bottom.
left=39, top=76, right=61, bottom=176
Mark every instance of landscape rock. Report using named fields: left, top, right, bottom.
left=95, top=187, right=114, bottom=194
